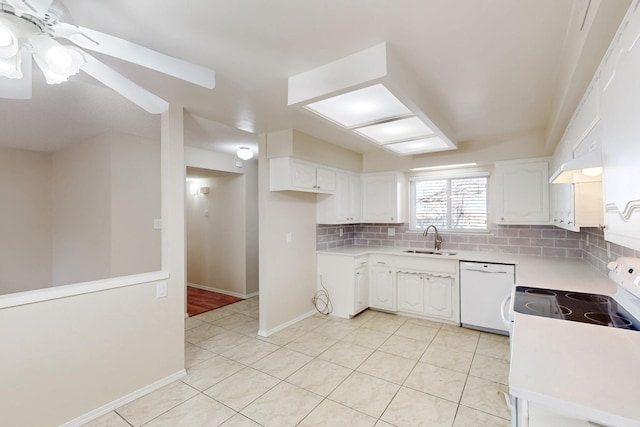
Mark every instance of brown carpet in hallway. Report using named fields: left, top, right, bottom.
left=187, top=286, right=243, bottom=316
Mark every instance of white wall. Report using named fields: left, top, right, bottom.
left=258, top=133, right=318, bottom=334
left=0, top=148, right=52, bottom=294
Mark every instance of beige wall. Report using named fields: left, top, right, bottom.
left=0, top=278, right=182, bottom=427
left=0, top=108, right=185, bottom=426
left=52, top=138, right=112, bottom=286
left=266, top=129, right=363, bottom=173
left=110, top=135, right=161, bottom=277
left=186, top=170, right=247, bottom=296
left=51, top=133, right=161, bottom=286
left=0, top=148, right=53, bottom=293
left=259, top=133, right=318, bottom=334
left=184, top=147, right=259, bottom=298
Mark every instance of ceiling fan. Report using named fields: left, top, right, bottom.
left=0, top=0, right=215, bottom=114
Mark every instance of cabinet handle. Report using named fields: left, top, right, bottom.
left=568, top=221, right=573, bottom=225
left=559, top=220, right=564, bottom=223
left=377, top=261, right=387, bottom=265
left=359, top=261, right=367, bottom=265
left=501, top=217, right=505, bottom=220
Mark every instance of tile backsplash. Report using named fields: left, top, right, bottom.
left=317, top=224, right=583, bottom=257
left=581, top=227, right=640, bottom=274
left=317, top=223, right=640, bottom=273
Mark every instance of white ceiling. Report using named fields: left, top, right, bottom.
left=0, top=0, right=630, bottom=156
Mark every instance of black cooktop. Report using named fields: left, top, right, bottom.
left=514, top=286, right=640, bottom=330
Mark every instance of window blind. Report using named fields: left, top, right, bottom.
left=411, top=175, right=488, bottom=231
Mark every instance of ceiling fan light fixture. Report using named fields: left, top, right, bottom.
left=236, top=147, right=253, bottom=160
left=0, top=53, right=22, bottom=78
left=31, top=35, right=84, bottom=84
left=0, top=18, right=19, bottom=58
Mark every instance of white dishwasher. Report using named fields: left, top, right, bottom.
left=460, top=261, right=515, bottom=334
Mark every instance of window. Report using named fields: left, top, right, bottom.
left=410, top=174, right=488, bottom=231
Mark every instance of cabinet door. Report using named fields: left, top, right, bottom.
left=316, top=167, right=336, bottom=192
left=495, top=160, right=549, bottom=224
left=353, top=265, right=369, bottom=315
left=397, top=272, right=424, bottom=314
left=370, top=266, right=396, bottom=311
left=348, top=174, right=362, bottom=222
left=290, top=160, right=317, bottom=190
left=600, top=5, right=640, bottom=251
left=362, top=173, right=403, bottom=222
left=423, top=275, right=453, bottom=319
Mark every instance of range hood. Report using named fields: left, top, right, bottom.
left=550, top=150, right=602, bottom=184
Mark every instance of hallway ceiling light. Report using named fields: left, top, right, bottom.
left=288, top=43, right=457, bottom=156
left=236, top=146, right=253, bottom=160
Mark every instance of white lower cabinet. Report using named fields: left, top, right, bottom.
left=423, top=274, right=454, bottom=319
left=397, top=272, right=424, bottom=314
left=318, top=252, right=459, bottom=323
left=370, top=263, right=396, bottom=312
left=317, top=254, right=369, bottom=319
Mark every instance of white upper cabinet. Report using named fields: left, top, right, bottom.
left=495, top=158, right=550, bottom=224
left=361, top=172, right=406, bottom=223
left=599, top=0, right=640, bottom=250
left=317, top=171, right=361, bottom=224
left=270, top=157, right=336, bottom=194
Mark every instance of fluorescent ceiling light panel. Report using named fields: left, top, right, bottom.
left=385, top=137, right=449, bottom=155
left=304, top=84, right=411, bottom=128
left=410, top=163, right=478, bottom=171
left=354, top=116, right=434, bottom=144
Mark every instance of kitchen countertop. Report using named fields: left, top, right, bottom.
left=318, top=245, right=615, bottom=294
left=510, top=313, right=640, bottom=426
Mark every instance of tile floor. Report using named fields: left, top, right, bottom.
left=85, top=297, right=511, bottom=427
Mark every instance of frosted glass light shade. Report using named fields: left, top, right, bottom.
left=304, top=84, right=411, bottom=128
left=354, top=116, right=434, bottom=144
left=236, top=147, right=253, bottom=160
left=385, top=137, right=448, bottom=155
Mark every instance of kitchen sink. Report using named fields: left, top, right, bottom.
left=403, top=249, right=457, bottom=256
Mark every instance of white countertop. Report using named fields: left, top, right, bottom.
left=510, top=313, right=640, bottom=426
left=318, top=245, right=615, bottom=294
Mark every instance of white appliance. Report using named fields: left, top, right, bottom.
left=460, top=261, right=516, bottom=334
left=506, top=257, right=640, bottom=427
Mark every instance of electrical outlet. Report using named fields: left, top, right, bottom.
left=339, top=228, right=344, bottom=237
left=586, top=234, right=589, bottom=247
left=606, top=242, right=611, bottom=259
left=153, top=219, right=162, bottom=229
left=286, top=232, right=293, bottom=243
left=388, top=228, right=395, bottom=236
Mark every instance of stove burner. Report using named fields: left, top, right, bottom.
left=525, top=301, right=572, bottom=316
left=565, top=293, right=609, bottom=304
left=524, top=288, right=557, bottom=296
left=584, top=312, right=633, bottom=327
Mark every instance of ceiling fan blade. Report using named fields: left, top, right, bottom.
left=0, top=51, right=32, bottom=99
left=5, top=0, right=53, bottom=17
left=53, top=23, right=215, bottom=89
left=80, top=52, right=168, bottom=114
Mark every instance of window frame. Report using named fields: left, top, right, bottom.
left=409, top=171, right=490, bottom=232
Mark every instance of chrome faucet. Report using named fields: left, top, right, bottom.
left=423, top=225, right=443, bottom=252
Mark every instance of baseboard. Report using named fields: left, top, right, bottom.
left=60, top=369, right=187, bottom=427
left=187, top=282, right=252, bottom=300
left=258, top=309, right=316, bottom=337
left=245, top=291, right=259, bottom=299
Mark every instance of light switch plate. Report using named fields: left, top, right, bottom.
left=153, top=219, right=162, bottom=229
left=388, top=228, right=395, bottom=236
left=156, top=281, right=168, bottom=298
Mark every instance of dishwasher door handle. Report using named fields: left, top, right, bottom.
left=462, top=268, right=509, bottom=274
